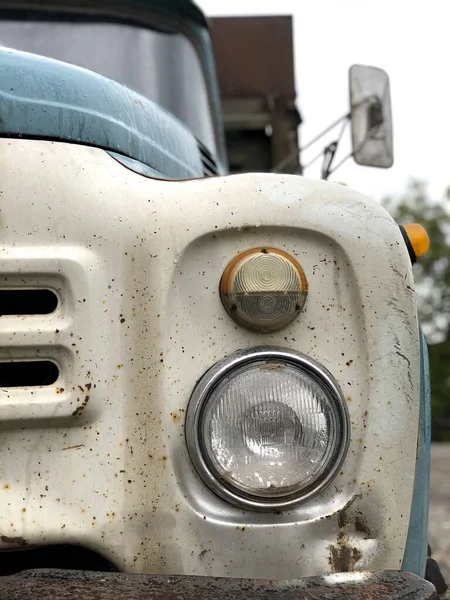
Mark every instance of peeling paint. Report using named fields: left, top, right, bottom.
left=328, top=494, right=371, bottom=572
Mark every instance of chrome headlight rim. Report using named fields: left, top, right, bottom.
left=185, top=346, right=350, bottom=512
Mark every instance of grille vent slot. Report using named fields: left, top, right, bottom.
left=198, top=142, right=220, bottom=177
left=0, top=360, right=59, bottom=388
left=0, top=289, right=58, bottom=316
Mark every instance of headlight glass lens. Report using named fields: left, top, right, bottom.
left=187, top=348, right=349, bottom=511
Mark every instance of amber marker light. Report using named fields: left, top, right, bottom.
left=220, top=247, right=308, bottom=333
left=399, top=224, right=430, bottom=264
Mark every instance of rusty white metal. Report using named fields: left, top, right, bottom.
left=0, top=139, right=420, bottom=578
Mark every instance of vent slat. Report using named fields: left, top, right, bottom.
left=197, top=142, right=219, bottom=177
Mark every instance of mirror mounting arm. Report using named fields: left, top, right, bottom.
left=271, top=111, right=351, bottom=174
left=321, top=141, right=338, bottom=180
left=321, top=114, right=350, bottom=180
left=324, top=121, right=383, bottom=179
left=300, top=112, right=351, bottom=153
left=300, top=97, right=380, bottom=178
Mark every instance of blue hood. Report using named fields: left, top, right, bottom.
left=0, top=47, right=205, bottom=179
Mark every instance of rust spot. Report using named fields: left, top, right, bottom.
left=328, top=494, right=369, bottom=572
left=236, top=526, right=247, bottom=532
left=3, top=483, right=11, bottom=491
left=120, top=318, right=126, bottom=324
left=0, top=534, right=27, bottom=547
left=171, top=411, right=181, bottom=424
left=85, top=383, right=92, bottom=391
left=355, top=513, right=371, bottom=537
left=362, top=410, right=368, bottom=429
left=56, top=387, right=65, bottom=394
left=345, top=360, right=353, bottom=366
left=328, top=543, right=362, bottom=572
left=337, top=494, right=362, bottom=529
left=160, top=456, right=167, bottom=462
left=72, top=396, right=90, bottom=417
left=21, top=508, right=26, bottom=513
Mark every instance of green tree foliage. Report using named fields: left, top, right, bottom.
left=383, top=180, right=450, bottom=439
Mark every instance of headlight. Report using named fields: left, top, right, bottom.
left=186, top=347, right=349, bottom=511
left=220, top=248, right=308, bottom=333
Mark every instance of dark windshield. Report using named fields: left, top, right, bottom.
left=0, top=19, right=216, bottom=152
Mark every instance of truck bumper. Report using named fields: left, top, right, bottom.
left=0, top=569, right=437, bottom=600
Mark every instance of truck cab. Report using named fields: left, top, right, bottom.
left=0, top=2, right=437, bottom=599
left=0, top=0, right=226, bottom=176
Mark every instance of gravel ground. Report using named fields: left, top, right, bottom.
left=429, top=443, right=450, bottom=585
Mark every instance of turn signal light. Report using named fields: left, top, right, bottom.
left=399, top=224, right=430, bottom=264
left=220, top=248, right=308, bottom=333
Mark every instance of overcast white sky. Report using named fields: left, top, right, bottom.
left=198, top=0, right=449, bottom=203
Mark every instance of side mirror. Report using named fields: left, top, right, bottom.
left=349, top=64, right=394, bottom=168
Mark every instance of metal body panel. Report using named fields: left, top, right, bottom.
left=402, top=331, right=431, bottom=576
left=0, top=569, right=438, bottom=600
left=0, top=48, right=204, bottom=179
left=0, top=139, right=420, bottom=579
left=0, top=0, right=228, bottom=169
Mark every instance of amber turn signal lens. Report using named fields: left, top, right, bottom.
left=403, top=224, right=430, bottom=258
left=399, top=224, right=430, bottom=264
left=220, top=248, right=308, bottom=333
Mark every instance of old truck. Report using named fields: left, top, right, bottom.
left=0, top=1, right=439, bottom=599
